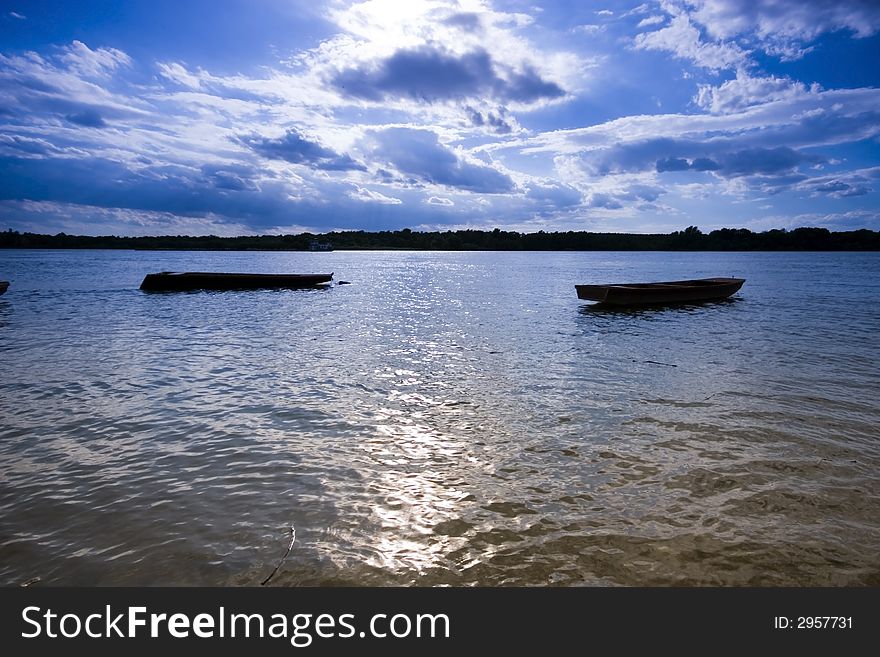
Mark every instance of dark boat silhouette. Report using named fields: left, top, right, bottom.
left=0, top=281, right=8, bottom=295
left=576, top=277, right=744, bottom=306
left=140, top=272, right=333, bottom=291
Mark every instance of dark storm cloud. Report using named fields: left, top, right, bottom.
left=581, top=136, right=825, bottom=181
left=806, top=178, right=870, bottom=197
left=464, top=105, right=514, bottom=134
left=691, top=157, right=721, bottom=171
left=525, top=182, right=582, bottom=208
left=333, top=48, right=491, bottom=101
left=443, top=12, right=482, bottom=32
left=370, top=127, right=515, bottom=193
left=0, top=154, right=461, bottom=231
left=65, top=108, right=106, bottom=127
left=238, top=128, right=366, bottom=171
left=0, top=155, right=266, bottom=217
left=655, top=156, right=690, bottom=172
left=502, top=65, right=566, bottom=103
left=331, top=47, right=564, bottom=104
left=201, top=163, right=260, bottom=191
left=815, top=181, right=868, bottom=196
left=587, top=193, right=623, bottom=209
left=580, top=137, right=683, bottom=176
left=653, top=148, right=811, bottom=176
left=721, top=146, right=817, bottom=176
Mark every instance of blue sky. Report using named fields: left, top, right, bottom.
left=1, top=0, right=878, bottom=235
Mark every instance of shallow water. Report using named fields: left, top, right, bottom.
left=0, top=249, right=878, bottom=586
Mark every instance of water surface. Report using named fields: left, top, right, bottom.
left=1, top=250, right=878, bottom=585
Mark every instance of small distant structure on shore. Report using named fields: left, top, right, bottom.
left=308, top=239, right=333, bottom=251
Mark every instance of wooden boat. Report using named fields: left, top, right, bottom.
left=140, top=272, right=333, bottom=291
left=0, top=281, right=8, bottom=295
left=575, top=277, right=744, bottom=306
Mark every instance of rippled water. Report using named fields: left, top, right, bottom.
left=1, top=249, right=878, bottom=586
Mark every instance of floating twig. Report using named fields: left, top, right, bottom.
left=643, top=360, right=677, bottom=367
left=261, top=526, right=296, bottom=586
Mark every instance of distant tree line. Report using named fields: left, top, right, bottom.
left=1, top=226, right=879, bottom=251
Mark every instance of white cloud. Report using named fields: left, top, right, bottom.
left=0, top=133, right=88, bottom=158
left=686, top=0, right=880, bottom=41
left=654, top=0, right=880, bottom=63
left=633, top=14, right=748, bottom=71
left=0, top=46, right=152, bottom=133
left=349, top=185, right=403, bottom=204
left=60, top=40, right=131, bottom=78
left=572, top=24, right=604, bottom=34
left=636, top=16, right=665, bottom=29
left=426, top=196, right=454, bottom=205
left=695, top=73, right=818, bottom=113
left=622, top=4, right=650, bottom=18
left=507, top=87, right=880, bottom=157
left=157, top=62, right=205, bottom=89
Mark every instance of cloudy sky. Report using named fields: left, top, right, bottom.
left=1, top=0, right=878, bottom=236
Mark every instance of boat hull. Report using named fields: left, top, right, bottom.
left=576, top=277, right=744, bottom=306
left=140, top=272, right=333, bottom=291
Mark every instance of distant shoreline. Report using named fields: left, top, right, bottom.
left=2, top=226, right=878, bottom=251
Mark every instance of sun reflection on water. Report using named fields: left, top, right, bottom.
left=360, top=361, right=480, bottom=575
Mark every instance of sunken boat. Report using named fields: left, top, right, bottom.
left=140, top=272, right=333, bottom=291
